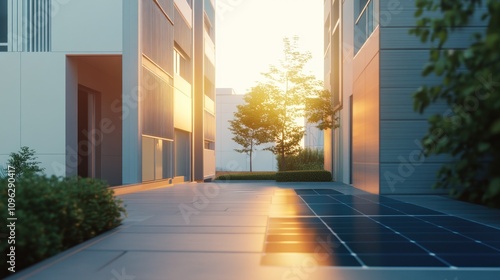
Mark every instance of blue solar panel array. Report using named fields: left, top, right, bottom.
left=261, top=189, right=500, bottom=268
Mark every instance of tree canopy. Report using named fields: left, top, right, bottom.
left=229, top=36, right=328, bottom=171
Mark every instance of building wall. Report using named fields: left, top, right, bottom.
left=377, top=0, right=486, bottom=194
left=0, top=0, right=212, bottom=185
left=0, top=0, right=123, bottom=178
left=51, top=0, right=123, bottom=53
left=352, top=29, right=380, bottom=194
left=215, top=89, right=277, bottom=172
left=0, top=52, right=67, bottom=176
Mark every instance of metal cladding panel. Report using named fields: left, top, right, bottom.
left=352, top=49, right=380, bottom=194
left=141, top=67, right=174, bottom=140
left=157, top=0, right=174, bottom=19
left=379, top=0, right=488, bottom=28
left=142, top=0, right=174, bottom=75
left=204, top=110, right=215, bottom=142
left=174, top=7, right=193, bottom=58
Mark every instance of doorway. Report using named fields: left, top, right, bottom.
left=78, top=85, right=101, bottom=178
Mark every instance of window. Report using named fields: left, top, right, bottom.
left=354, top=0, right=376, bottom=54
left=174, top=50, right=181, bottom=75
left=0, top=0, right=7, bottom=52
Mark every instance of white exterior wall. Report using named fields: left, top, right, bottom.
left=0, top=0, right=124, bottom=177
left=216, top=89, right=277, bottom=172
left=51, top=0, right=123, bottom=53
left=0, top=52, right=67, bottom=176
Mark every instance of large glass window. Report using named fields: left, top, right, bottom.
left=354, top=0, right=376, bottom=54
left=0, top=0, right=7, bottom=51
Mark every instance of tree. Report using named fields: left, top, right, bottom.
left=261, top=36, right=323, bottom=170
left=411, top=0, right=500, bottom=207
left=305, top=89, right=340, bottom=131
left=228, top=85, right=276, bottom=172
left=4, top=146, right=44, bottom=178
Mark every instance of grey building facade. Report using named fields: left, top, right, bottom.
left=324, top=0, right=487, bottom=194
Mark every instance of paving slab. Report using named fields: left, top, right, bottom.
left=7, top=182, right=500, bottom=280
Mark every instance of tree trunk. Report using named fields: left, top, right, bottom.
left=250, top=142, right=253, bottom=172
left=281, top=130, right=285, bottom=171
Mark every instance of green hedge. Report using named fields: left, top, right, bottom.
left=0, top=174, right=126, bottom=277
left=276, top=170, right=332, bottom=182
left=277, top=148, right=324, bottom=171
left=216, top=172, right=277, bottom=181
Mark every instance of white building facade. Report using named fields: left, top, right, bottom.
left=0, top=0, right=216, bottom=185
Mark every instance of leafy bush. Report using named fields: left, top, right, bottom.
left=276, top=170, right=332, bottom=182
left=277, top=148, right=324, bottom=171
left=0, top=174, right=125, bottom=277
left=411, top=0, right=500, bottom=207
left=216, top=172, right=277, bottom=181
left=3, top=146, right=44, bottom=178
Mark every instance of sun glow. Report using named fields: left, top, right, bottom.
left=216, top=0, right=324, bottom=94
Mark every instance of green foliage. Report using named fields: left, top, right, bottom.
left=4, top=146, right=44, bottom=178
left=0, top=174, right=126, bottom=276
left=276, top=170, right=332, bottom=182
left=277, top=148, right=324, bottom=171
left=229, top=85, right=278, bottom=171
left=305, top=90, right=340, bottom=131
left=411, top=0, right=500, bottom=207
left=259, top=36, right=323, bottom=170
left=216, top=172, right=277, bottom=181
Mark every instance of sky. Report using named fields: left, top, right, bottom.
left=215, top=0, right=324, bottom=95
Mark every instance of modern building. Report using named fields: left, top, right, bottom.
left=324, top=0, right=486, bottom=194
left=216, top=88, right=277, bottom=172
left=0, top=0, right=216, bottom=185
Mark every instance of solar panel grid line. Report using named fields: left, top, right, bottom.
left=299, top=191, right=455, bottom=268
left=264, top=189, right=500, bottom=268
left=296, top=194, right=367, bottom=267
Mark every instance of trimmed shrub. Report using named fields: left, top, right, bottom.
left=276, top=170, right=332, bottom=182
left=216, top=172, right=276, bottom=181
left=0, top=174, right=125, bottom=277
left=277, top=148, right=324, bottom=171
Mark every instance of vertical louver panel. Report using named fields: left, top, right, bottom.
left=141, top=67, right=174, bottom=140
left=204, top=110, right=215, bottom=142
left=6, top=0, right=50, bottom=52
left=142, top=0, right=174, bottom=75
left=25, top=0, right=50, bottom=52
left=174, top=7, right=192, bottom=59
left=156, top=0, right=174, bottom=20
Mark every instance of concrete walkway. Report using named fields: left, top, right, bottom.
left=8, top=182, right=500, bottom=280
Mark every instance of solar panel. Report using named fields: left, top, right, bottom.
left=261, top=189, right=500, bottom=268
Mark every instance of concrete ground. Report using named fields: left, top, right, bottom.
left=8, top=181, right=500, bottom=280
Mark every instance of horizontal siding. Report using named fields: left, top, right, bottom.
left=380, top=88, right=447, bottom=120
left=380, top=0, right=489, bottom=28
left=380, top=163, right=448, bottom=194
left=380, top=69, right=443, bottom=88
left=380, top=27, right=485, bottom=50
left=379, top=50, right=429, bottom=70
left=380, top=120, right=452, bottom=164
